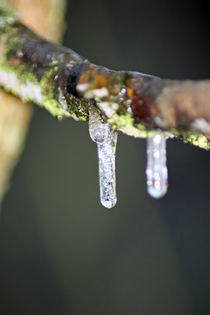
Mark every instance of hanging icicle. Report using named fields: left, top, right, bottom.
left=89, top=106, right=118, bottom=208
left=146, top=131, right=168, bottom=199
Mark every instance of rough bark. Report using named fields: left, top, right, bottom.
left=0, top=1, right=210, bottom=151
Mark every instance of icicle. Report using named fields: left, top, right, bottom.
left=146, top=131, right=168, bottom=199
left=97, top=130, right=118, bottom=208
left=89, top=106, right=118, bottom=208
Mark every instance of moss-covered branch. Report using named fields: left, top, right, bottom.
left=0, top=1, right=210, bottom=150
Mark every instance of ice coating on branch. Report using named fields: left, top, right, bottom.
left=89, top=106, right=118, bottom=208
left=89, top=106, right=109, bottom=143
left=146, top=132, right=168, bottom=198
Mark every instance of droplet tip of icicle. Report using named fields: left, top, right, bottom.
left=147, top=186, right=168, bottom=199
left=101, top=198, right=117, bottom=209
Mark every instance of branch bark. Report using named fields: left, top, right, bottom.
left=0, top=1, right=210, bottom=150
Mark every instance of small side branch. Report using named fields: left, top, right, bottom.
left=0, top=2, right=209, bottom=150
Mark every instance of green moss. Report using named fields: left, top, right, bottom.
left=108, top=113, right=147, bottom=138
left=42, top=97, right=62, bottom=116
left=183, top=134, right=210, bottom=150
left=108, top=113, right=132, bottom=128
left=0, top=1, right=17, bottom=30
left=168, top=128, right=210, bottom=150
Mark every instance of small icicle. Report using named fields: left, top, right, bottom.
left=97, top=130, right=118, bottom=208
left=146, top=131, right=168, bottom=199
left=89, top=106, right=117, bottom=208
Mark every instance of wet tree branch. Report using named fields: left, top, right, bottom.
left=0, top=1, right=210, bottom=150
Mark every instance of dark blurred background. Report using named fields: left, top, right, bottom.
left=0, top=0, right=210, bottom=314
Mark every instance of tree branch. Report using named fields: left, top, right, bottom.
left=0, top=1, right=210, bottom=150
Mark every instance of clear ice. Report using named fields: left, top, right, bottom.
left=89, top=106, right=117, bottom=208
left=146, top=132, right=168, bottom=199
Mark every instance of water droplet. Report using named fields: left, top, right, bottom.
left=17, top=51, right=23, bottom=58
left=146, top=131, right=168, bottom=198
left=89, top=106, right=118, bottom=208
left=57, top=115, right=63, bottom=121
